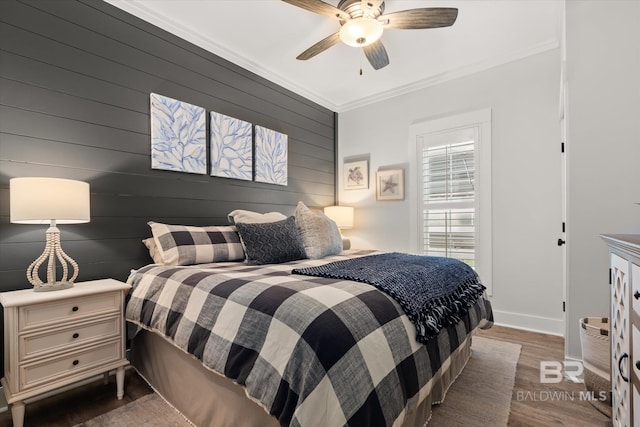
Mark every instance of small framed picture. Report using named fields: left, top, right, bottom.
left=376, top=169, right=404, bottom=200
left=344, top=160, right=369, bottom=190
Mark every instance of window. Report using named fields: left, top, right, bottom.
left=409, top=109, right=492, bottom=293
left=422, top=139, right=476, bottom=266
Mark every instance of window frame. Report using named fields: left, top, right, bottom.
left=408, top=109, right=492, bottom=295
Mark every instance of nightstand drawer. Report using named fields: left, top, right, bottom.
left=19, top=291, right=121, bottom=331
left=20, top=339, right=122, bottom=390
left=21, top=316, right=121, bottom=360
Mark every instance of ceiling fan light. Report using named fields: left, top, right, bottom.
left=339, top=17, right=383, bottom=47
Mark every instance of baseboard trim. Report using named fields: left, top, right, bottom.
left=492, top=309, right=564, bottom=337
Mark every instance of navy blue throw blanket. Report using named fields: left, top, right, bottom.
left=292, top=252, right=486, bottom=343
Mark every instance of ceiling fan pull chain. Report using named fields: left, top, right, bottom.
left=358, top=38, right=364, bottom=76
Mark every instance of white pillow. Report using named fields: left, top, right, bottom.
left=228, top=209, right=287, bottom=224
left=142, top=238, right=164, bottom=264
left=294, top=201, right=342, bottom=259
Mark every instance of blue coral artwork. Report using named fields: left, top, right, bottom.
left=255, top=126, right=288, bottom=186
left=150, top=93, right=206, bottom=174
left=210, top=112, right=253, bottom=181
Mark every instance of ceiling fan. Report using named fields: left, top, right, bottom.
left=282, top=0, right=458, bottom=70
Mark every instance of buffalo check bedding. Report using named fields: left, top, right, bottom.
left=125, top=250, right=493, bottom=427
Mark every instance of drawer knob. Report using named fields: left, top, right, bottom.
left=636, top=360, right=640, bottom=370
left=72, top=333, right=79, bottom=339
left=634, top=291, right=640, bottom=300
left=72, top=360, right=79, bottom=366
left=72, top=306, right=79, bottom=312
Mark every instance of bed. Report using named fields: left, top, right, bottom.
left=125, top=249, right=493, bottom=427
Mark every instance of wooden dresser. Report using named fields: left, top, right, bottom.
left=0, top=279, right=130, bottom=427
left=602, top=234, right=640, bottom=427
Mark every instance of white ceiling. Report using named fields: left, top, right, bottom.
left=104, top=0, right=561, bottom=112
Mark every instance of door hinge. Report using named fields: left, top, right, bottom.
left=563, top=301, right=566, bottom=312
left=562, top=222, right=565, bottom=233
left=561, top=142, right=565, bottom=153
left=609, top=268, right=612, bottom=285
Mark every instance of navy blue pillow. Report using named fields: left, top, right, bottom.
left=235, top=216, right=307, bottom=265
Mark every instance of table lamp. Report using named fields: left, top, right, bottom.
left=10, top=177, right=90, bottom=291
left=323, top=205, right=354, bottom=232
left=324, top=205, right=354, bottom=250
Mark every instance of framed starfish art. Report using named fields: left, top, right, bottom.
left=376, top=169, right=404, bottom=201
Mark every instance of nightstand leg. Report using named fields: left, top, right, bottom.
left=103, top=372, right=109, bottom=385
left=11, top=401, right=24, bottom=427
left=116, top=366, right=125, bottom=400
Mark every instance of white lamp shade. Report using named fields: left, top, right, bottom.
left=10, top=177, right=90, bottom=224
left=324, top=206, right=354, bottom=229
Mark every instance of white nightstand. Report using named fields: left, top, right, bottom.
left=0, top=279, right=131, bottom=427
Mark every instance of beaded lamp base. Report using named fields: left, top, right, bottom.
left=27, top=222, right=79, bottom=291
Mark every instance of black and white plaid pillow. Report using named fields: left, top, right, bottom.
left=148, top=222, right=244, bottom=266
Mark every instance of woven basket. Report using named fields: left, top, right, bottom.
left=579, top=317, right=611, bottom=416
left=580, top=317, right=610, bottom=377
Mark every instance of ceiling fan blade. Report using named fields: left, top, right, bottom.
left=380, top=8, right=458, bottom=29
left=296, top=32, right=341, bottom=60
left=282, top=0, right=351, bottom=21
left=363, top=40, right=389, bottom=70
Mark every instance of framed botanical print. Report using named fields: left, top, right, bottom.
left=150, top=93, right=206, bottom=174
left=210, top=111, right=252, bottom=181
left=255, top=126, right=288, bottom=186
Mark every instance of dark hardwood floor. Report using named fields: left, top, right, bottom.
left=0, top=325, right=612, bottom=426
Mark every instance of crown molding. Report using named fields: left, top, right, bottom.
left=103, top=0, right=340, bottom=111
left=104, top=1, right=559, bottom=114
left=337, top=38, right=560, bottom=113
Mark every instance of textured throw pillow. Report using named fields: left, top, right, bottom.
left=148, top=222, right=244, bottom=266
left=235, top=216, right=306, bottom=265
left=294, top=202, right=343, bottom=259
left=227, top=209, right=287, bottom=224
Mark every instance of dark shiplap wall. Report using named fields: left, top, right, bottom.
left=0, top=0, right=337, bottom=292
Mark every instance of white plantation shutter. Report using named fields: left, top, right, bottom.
left=422, top=140, right=476, bottom=267
left=411, top=109, right=491, bottom=293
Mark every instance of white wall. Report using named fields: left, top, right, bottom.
left=564, top=0, right=640, bottom=359
left=338, top=48, right=565, bottom=335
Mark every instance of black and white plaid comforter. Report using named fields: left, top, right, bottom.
left=126, top=250, right=493, bottom=427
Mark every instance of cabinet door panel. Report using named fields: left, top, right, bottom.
left=633, top=263, right=640, bottom=319
left=633, top=263, right=640, bottom=426
left=612, top=253, right=630, bottom=427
